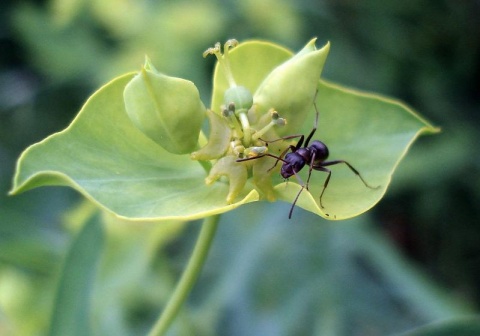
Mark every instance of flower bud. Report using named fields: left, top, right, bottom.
left=124, top=58, right=206, bottom=154
left=253, top=39, right=330, bottom=135
left=223, top=86, right=253, bottom=113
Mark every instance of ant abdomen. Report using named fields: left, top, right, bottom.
left=310, top=140, right=329, bottom=162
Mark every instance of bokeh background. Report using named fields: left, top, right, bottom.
left=1, top=0, right=479, bottom=335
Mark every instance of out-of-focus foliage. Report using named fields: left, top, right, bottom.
left=1, top=0, right=479, bottom=335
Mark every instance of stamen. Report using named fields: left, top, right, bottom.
left=203, top=40, right=238, bottom=88
left=252, top=110, right=287, bottom=141
left=237, top=111, right=252, bottom=146
left=222, top=106, right=244, bottom=138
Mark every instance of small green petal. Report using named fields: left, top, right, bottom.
left=191, top=109, right=231, bottom=161
left=205, top=156, right=248, bottom=204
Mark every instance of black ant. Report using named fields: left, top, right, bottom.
left=237, top=93, right=378, bottom=219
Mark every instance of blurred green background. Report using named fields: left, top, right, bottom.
left=1, top=0, right=479, bottom=335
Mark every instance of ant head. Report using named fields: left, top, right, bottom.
left=281, top=152, right=306, bottom=179
left=310, top=140, right=329, bottom=161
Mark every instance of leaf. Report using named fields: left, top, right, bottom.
left=211, top=40, right=438, bottom=220
left=275, top=80, right=438, bottom=219
left=10, top=40, right=438, bottom=221
left=10, top=74, right=258, bottom=220
left=49, top=214, right=104, bottom=336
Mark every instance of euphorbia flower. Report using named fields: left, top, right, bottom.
left=191, top=39, right=330, bottom=203
left=10, top=39, right=437, bottom=220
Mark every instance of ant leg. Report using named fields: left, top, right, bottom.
left=287, top=152, right=317, bottom=218
left=260, top=134, right=303, bottom=144
left=252, top=137, right=304, bottom=172
left=288, top=170, right=307, bottom=219
left=236, top=153, right=287, bottom=163
left=304, top=89, right=320, bottom=147
left=256, top=135, right=305, bottom=172
left=289, top=184, right=305, bottom=219
left=304, top=123, right=317, bottom=148
left=314, top=166, right=332, bottom=208
left=304, top=152, right=317, bottom=191
left=262, top=134, right=305, bottom=151
left=319, top=160, right=379, bottom=189
left=289, top=162, right=330, bottom=209
left=267, top=144, right=297, bottom=172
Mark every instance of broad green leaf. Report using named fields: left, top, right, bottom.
left=211, top=41, right=438, bottom=220
left=10, top=74, right=258, bottom=220
left=10, top=40, right=438, bottom=221
left=49, top=214, right=104, bottom=336
left=273, top=80, right=438, bottom=219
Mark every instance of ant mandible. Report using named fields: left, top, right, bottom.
left=237, top=91, right=378, bottom=219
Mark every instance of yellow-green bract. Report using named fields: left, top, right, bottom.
left=124, top=62, right=205, bottom=154
left=9, top=39, right=438, bottom=221
left=253, top=39, right=330, bottom=135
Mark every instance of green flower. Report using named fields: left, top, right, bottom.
left=10, top=39, right=437, bottom=220
left=192, top=39, right=330, bottom=202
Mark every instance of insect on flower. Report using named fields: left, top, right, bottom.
left=237, top=92, right=379, bottom=219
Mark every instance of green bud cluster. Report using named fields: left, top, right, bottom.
left=191, top=38, right=329, bottom=204
left=125, top=39, right=330, bottom=205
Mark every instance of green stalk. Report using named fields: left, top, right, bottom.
left=238, top=111, right=252, bottom=146
left=148, top=214, right=220, bottom=336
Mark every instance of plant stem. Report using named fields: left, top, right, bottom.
left=148, top=214, right=220, bottom=336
